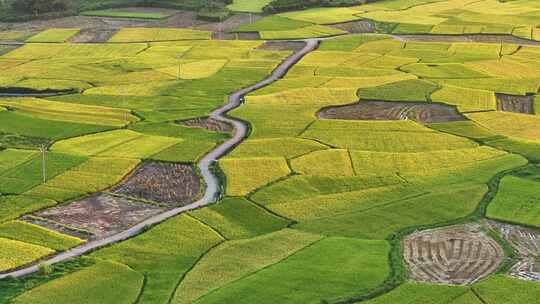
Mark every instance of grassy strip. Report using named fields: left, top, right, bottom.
left=333, top=163, right=528, bottom=304
left=0, top=257, right=95, bottom=303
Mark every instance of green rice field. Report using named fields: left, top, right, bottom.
left=0, top=0, right=540, bottom=303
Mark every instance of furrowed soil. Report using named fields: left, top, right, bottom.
left=330, top=20, right=375, bottom=33
left=69, top=28, right=118, bottom=43
left=496, top=94, right=534, bottom=114
left=318, top=101, right=465, bottom=124
left=403, top=223, right=504, bottom=285
left=113, top=161, right=201, bottom=206
left=27, top=194, right=164, bottom=240
left=487, top=220, right=540, bottom=282
left=180, top=117, right=233, bottom=133
left=257, top=41, right=306, bottom=51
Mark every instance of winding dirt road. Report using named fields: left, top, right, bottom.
left=0, top=38, right=320, bottom=280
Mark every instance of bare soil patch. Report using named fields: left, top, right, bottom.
left=318, top=101, right=465, bottom=124
left=257, top=41, right=306, bottom=51
left=496, top=93, right=534, bottom=114
left=398, top=34, right=540, bottom=46
left=180, top=117, right=233, bottom=133
left=69, top=28, right=118, bottom=43
left=193, top=13, right=262, bottom=32
left=487, top=220, right=540, bottom=281
left=330, top=20, right=375, bottom=33
left=27, top=194, right=164, bottom=240
left=403, top=223, right=504, bottom=285
left=212, top=31, right=260, bottom=40
left=113, top=161, right=201, bottom=206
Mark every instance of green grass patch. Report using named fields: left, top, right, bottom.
left=11, top=260, right=143, bottom=304
left=172, top=229, right=322, bottom=304
left=92, top=214, right=223, bottom=303
left=193, top=237, right=390, bottom=304
left=189, top=197, right=290, bottom=239
left=487, top=175, right=540, bottom=228
left=359, top=79, right=439, bottom=102
left=0, top=221, right=83, bottom=251
left=81, top=8, right=177, bottom=19
left=227, top=0, right=271, bottom=13
left=0, top=237, right=54, bottom=272
left=26, top=29, right=80, bottom=43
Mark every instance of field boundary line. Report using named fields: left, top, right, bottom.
left=0, top=38, right=321, bottom=280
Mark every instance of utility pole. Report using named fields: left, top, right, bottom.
left=177, top=54, right=183, bottom=80
left=40, top=144, right=46, bottom=183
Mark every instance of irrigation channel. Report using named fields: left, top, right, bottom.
left=0, top=38, right=321, bottom=280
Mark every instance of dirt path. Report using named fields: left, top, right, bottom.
left=0, top=39, right=319, bottom=280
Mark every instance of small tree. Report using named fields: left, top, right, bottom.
left=11, top=0, right=71, bottom=16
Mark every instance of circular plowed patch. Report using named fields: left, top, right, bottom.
left=487, top=220, right=540, bottom=282
left=318, top=101, right=465, bottom=124
left=403, top=223, right=503, bottom=285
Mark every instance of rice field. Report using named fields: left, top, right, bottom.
left=1, top=2, right=540, bottom=303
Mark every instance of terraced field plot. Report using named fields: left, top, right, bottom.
left=239, top=0, right=540, bottom=41
left=1, top=3, right=540, bottom=304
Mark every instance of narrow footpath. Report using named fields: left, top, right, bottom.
left=0, top=38, right=321, bottom=280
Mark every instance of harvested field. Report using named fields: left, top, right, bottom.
left=212, top=32, right=259, bottom=40
left=194, top=13, right=262, bottom=33
left=257, top=41, right=306, bottom=51
left=318, top=101, right=465, bottom=124
left=329, top=20, right=375, bottom=34
left=180, top=117, right=233, bottom=133
left=69, top=28, right=118, bottom=43
left=113, top=161, right=201, bottom=206
left=397, top=34, right=540, bottom=46
left=28, top=194, right=164, bottom=240
left=496, top=93, right=534, bottom=114
left=403, top=223, right=504, bottom=285
left=487, top=220, right=540, bottom=282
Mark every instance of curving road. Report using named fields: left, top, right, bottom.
left=0, top=38, right=320, bottom=280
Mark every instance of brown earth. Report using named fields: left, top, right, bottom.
left=194, top=13, right=262, bottom=32
left=212, top=32, right=260, bottom=40
left=403, top=223, right=504, bottom=285
left=180, top=117, right=233, bottom=133
left=69, top=28, right=119, bottom=43
left=329, top=20, right=375, bottom=33
left=318, top=101, right=466, bottom=124
left=0, top=11, right=259, bottom=39
left=496, top=93, right=534, bottom=114
left=487, top=220, right=540, bottom=281
left=113, top=161, right=201, bottom=206
left=257, top=41, right=306, bottom=52
left=398, top=34, right=540, bottom=46
left=28, top=194, right=164, bottom=240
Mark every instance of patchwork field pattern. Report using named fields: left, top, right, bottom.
left=240, top=0, right=540, bottom=41
left=0, top=32, right=292, bottom=292
left=2, top=5, right=540, bottom=304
